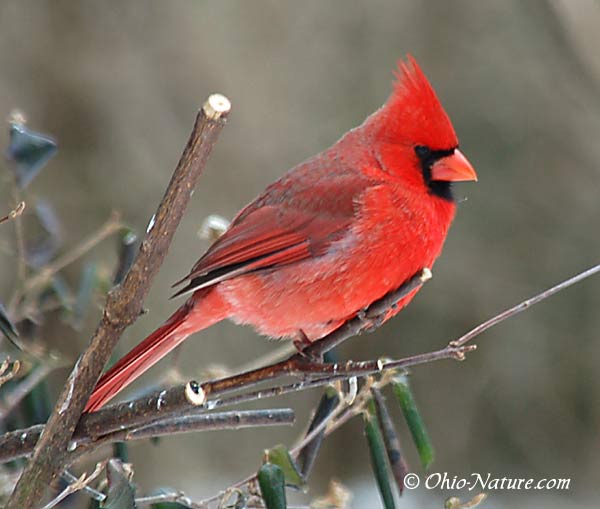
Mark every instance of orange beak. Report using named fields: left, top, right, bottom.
left=430, top=149, right=477, bottom=182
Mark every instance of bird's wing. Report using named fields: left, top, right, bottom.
left=172, top=170, right=371, bottom=297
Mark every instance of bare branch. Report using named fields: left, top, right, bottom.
left=40, top=461, right=105, bottom=509
left=61, top=470, right=106, bottom=502
left=290, top=400, right=346, bottom=456
left=0, top=201, right=26, bottom=225
left=0, top=409, right=294, bottom=464
left=6, top=94, right=231, bottom=508
left=10, top=189, right=27, bottom=304
left=0, top=359, right=20, bottom=388
left=22, top=211, right=123, bottom=296
left=74, top=341, right=471, bottom=443
left=0, top=359, right=65, bottom=419
left=124, top=408, right=295, bottom=441
left=451, top=263, right=600, bottom=347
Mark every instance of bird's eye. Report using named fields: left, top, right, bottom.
left=414, top=145, right=431, bottom=159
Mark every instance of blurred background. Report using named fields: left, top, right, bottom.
left=1, top=1, right=599, bottom=507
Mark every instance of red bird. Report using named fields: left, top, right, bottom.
left=85, top=56, right=477, bottom=412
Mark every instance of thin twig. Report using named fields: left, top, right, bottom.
left=22, top=211, right=123, bottom=295
left=61, top=470, right=106, bottom=502
left=0, top=359, right=20, bottom=388
left=10, top=188, right=27, bottom=310
left=0, top=360, right=64, bottom=419
left=40, top=461, right=105, bottom=509
left=6, top=94, right=232, bottom=509
left=290, top=401, right=346, bottom=456
left=0, top=201, right=26, bottom=225
left=451, top=263, right=600, bottom=347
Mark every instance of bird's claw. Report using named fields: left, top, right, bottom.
left=293, top=330, right=323, bottom=362
left=357, top=308, right=386, bottom=332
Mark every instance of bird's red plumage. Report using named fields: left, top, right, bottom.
left=84, top=56, right=476, bottom=412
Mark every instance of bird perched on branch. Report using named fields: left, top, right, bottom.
left=85, top=56, right=477, bottom=412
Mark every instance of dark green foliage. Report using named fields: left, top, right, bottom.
left=100, top=460, right=136, bottom=509
left=364, top=400, right=396, bottom=509
left=7, top=122, right=57, bottom=189
left=392, top=374, right=434, bottom=470
left=258, top=462, right=287, bottom=509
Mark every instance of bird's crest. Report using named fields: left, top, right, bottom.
left=374, top=55, right=459, bottom=150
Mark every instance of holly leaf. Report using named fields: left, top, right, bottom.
left=7, top=122, right=57, bottom=189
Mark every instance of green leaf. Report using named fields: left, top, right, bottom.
left=265, top=444, right=304, bottom=488
left=258, top=462, right=287, bottom=509
left=371, top=387, right=409, bottom=494
left=364, top=401, right=396, bottom=509
left=113, top=442, right=129, bottom=463
left=8, top=122, right=57, bottom=189
left=27, top=200, right=62, bottom=268
left=297, top=387, right=339, bottom=479
left=101, top=459, right=136, bottom=509
left=113, top=228, right=138, bottom=285
left=392, top=374, right=434, bottom=470
left=149, top=503, right=186, bottom=509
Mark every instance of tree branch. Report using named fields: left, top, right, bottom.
left=450, top=263, right=600, bottom=347
left=0, top=409, right=294, bottom=464
left=22, top=211, right=123, bottom=296
left=0, top=359, right=65, bottom=420
left=40, top=461, right=105, bottom=509
left=72, top=344, right=469, bottom=447
left=6, top=93, right=232, bottom=508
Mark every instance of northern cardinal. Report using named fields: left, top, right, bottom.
left=85, top=56, right=477, bottom=412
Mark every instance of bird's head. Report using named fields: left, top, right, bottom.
left=369, top=56, right=477, bottom=201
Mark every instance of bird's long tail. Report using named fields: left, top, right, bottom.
left=84, top=289, right=229, bottom=412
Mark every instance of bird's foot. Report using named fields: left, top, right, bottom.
left=293, top=330, right=323, bottom=362
left=357, top=307, right=389, bottom=332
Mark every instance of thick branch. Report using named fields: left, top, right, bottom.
left=71, top=346, right=470, bottom=447
left=7, top=94, right=231, bottom=508
left=0, top=409, right=294, bottom=463
left=0, top=343, right=466, bottom=465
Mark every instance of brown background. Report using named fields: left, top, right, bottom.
left=1, top=1, right=599, bottom=507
